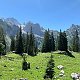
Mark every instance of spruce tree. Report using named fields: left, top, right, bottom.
left=16, top=26, right=23, bottom=55
left=34, top=40, right=38, bottom=55
left=28, top=26, right=36, bottom=56
left=22, top=34, right=26, bottom=52
left=10, top=36, right=15, bottom=51
left=63, top=31, right=68, bottom=51
left=58, top=29, right=63, bottom=51
left=72, top=30, right=79, bottom=52
left=41, top=30, right=50, bottom=52
left=0, top=27, right=6, bottom=55
left=58, top=30, right=68, bottom=51
left=25, top=32, right=29, bottom=53
left=42, top=30, right=55, bottom=53
left=50, top=32, right=55, bottom=51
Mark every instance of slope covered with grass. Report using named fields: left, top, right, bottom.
left=0, top=52, right=80, bottom=80
left=54, top=51, right=80, bottom=80
left=0, top=52, right=50, bottom=80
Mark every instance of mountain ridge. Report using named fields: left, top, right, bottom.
left=0, top=18, right=80, bottom=51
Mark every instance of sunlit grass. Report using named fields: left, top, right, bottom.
left=0, top=52, right=80, bottom=80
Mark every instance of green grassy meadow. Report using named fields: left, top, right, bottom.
left=0, top=52, right=80, bottom=80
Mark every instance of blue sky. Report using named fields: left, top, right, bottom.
left=0, top=0, right=80, bottom=31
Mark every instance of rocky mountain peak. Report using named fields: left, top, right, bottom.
left=5, top=17, right=20, bottom=26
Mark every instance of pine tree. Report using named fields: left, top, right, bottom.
left=41, top=30, right=55, bottom=53
left=72, top=30, right=79, bottom=52
left=58, top=30, right=68, bottom=51
left=25, top=32, right=29, bottom=53
left=63, top=31, right=68, bottom=51
left=44, top=53, right=55, bottom=79
left=50, top=32, right=55, bottom=51
left=58, top=29, right=63, bottom=51
left=41, top=30, right=50, bottom=52
left=16, top=26, right=23, bottom=55
left=0, top=27, right=6, bottom=55
left=22, top=34, right=26, bottom=52
left=10, top=36, right=15, bottom=51
left=34, top=40, right=38, bottom=55
left=28, top=26, right=36, bottom=56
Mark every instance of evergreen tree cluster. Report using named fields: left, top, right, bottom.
left=10, top=26, right=38, bottom=56
left=58, top=30, right=68, bottom=51
left=41, top=29, right=55, bottom=53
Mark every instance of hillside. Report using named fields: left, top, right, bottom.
left=0, top=52, right=80, bottom=80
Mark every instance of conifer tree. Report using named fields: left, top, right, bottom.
left=58, top=29, right=63, bottom=51
left=63, top=31, right=68, bottom=51
left=10, top=36, right=15, bottom=51
left=50, top=32, right=55, bottom=51
left=41, top=30, right=55, bottom=52
left=58, top=30, right=68, bottom=51
left=25, top=32, right=29, bottom=53
left=22, top=34, right=26, bottom=52
left=34, top=40, right=38, bottom=55
left=0, top=27, right=6, bottom=55
left=41, top=30, right=50, bottom=52
left=72, top=30, right=79, bottom=52
left=16, top=26, right=23, bottom=55
left=28, top=26, right=36, bottom=56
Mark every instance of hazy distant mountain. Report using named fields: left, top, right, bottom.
left=23, top=21, right=45, bottom=37
left=1, top=17, right=80, bottom=51
left=0, top=18, right=19, bottom=36
left=5, top=18, right=20, bottom=26
left=66, top=24, right=80, bottom=49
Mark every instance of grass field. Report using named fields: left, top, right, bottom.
left=0, top=52, right=80, bottom=80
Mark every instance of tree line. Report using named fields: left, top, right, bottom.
left=41, top=29, right=79, bottom=53
left=10, top=26, right=38, bottom=56
left=0, top=26, right=80, bottom=56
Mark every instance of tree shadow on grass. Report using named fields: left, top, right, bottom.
left=65, top=51, right=75, bottom=58
left=58, top=51, right=75, bottom=58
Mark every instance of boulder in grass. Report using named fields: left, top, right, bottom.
left=36, top=66, right=39, bottom=69
left=60, top=70, right=64, bottom=74
left=57, top=65, right=64, bottom=70
left=12, top=51, right=16, bottom=53
left=71, top=73, right=80, bottom=80
left=59, top=73, right=64, bottom=77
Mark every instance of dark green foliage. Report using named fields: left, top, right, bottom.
left=16, top=26, right=23, bottom=55
left=50, top=32, right=55, bottom=51
left=10, top=36, right=15, bottom=51
left=34, top=40, right=38, bottom=55
left=42, top=30, right=50, bottom=52
left=25, top=32, right=29, bottom=53
left=28, top=26, right=35, bottom=56
left=41, top=29, right=55, bottom=53
left=72, top=30, right=79, bottom=52
left=62, top=31, right=68, bottom=51
left=44, top=53, right=55, bottom=79
left=15, top=26, right=38, bottom=56
left=27, top=26, right=38, bottom=56
left=58, top=30, right=68, bottom=51
left=22, top=34, right=26, bottom=53
left=0, top=43, right=5, bottom=55
left=0, top=27, right=6, bottom=55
